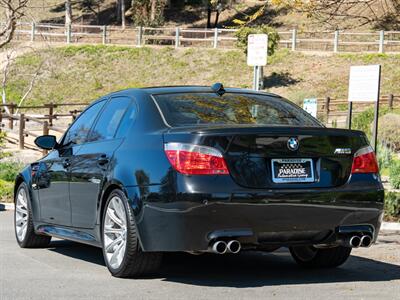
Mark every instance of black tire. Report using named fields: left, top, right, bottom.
left=289, top=245, right=352, bottom=268
left=101, top=189, right=162, bottom=278
left=14, top=182, right=51, bottom=248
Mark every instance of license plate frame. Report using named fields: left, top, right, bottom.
left=271, top=158, right=314, bottom=183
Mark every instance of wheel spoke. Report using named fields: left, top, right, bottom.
left=104, top=225, right=123, bottom=236
left=105, top=236, right=123, bottom=253
left=106, top=207, right=123, bottom=227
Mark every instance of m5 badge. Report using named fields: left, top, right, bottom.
left=334, top=148, right=352, bottom=154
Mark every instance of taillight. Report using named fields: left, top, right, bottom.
left=351, top=146, right=379, bottom=174
left=164, top=143, right=229, bottom=175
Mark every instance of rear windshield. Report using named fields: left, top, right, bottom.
left=153, top=92, right=321, bottom=127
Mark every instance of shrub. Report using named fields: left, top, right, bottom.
left=352, top=107, right=389, bottom=136
left=385, top=191, right=400, bottom=219
left=0, top=162, right=22, bottom=182
left=389, top=159, right=400, bottom=189
left=377, top=143, right=393, bottom=170
left=0, top=179, right=13, bottom=202
left=235, top=25, right=280, bottom=56
left=378, top=113, right=400, bottom=151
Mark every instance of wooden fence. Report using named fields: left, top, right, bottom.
left=0, top=102, right=88, bottom=153
left=8, top=22, right=400, bottom=53
left=1, top=95, right=399, bottom=152
left=318, top=94, right=400, bottom=127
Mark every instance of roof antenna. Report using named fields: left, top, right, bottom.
left=211, top=82, right=225, bottom=96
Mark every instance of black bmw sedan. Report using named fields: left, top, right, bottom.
left=14, top=84, right=384, bottom=277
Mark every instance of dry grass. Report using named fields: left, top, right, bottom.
left=5, top=45, right=400, bottom=107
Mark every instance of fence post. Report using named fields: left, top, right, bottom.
left=9, top=103, right=15, bottom=130
left=31, top=22, right=36, bottom=42
left=333, top=30, right=339, bottom=53
left=19, top=114, right=25, bottom=150
left=379, top=30, right=384, bottom=53
left=0, top=110, right=3, bottom=133
left=291, top=29, right=297, bottom=51
left=388, top=94, right=394, bottom=110
left=175, top=27, right=180, bottom=49
left=137, top=26, right=142, bottom=47
left=66, top=23, right=72, bottom=44
left=325, top=97, right=330, bottom=124
left=102, top=25, right=107, bottom=45
left=48, top=102, right=54, bottom=126
left=42, top=121, right=49, bottom=155
left=213, top=28, right=218, bottom=48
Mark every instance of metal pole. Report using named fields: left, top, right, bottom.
left=31, top=22, right=36, bottom=42
left=347, top=101, right=353, bottom=129
left=371, top=65, right=382, bottom=153
left=291, top=29, right=297, bottom=51
left=102, top=25, right=107, bottom=45
left=379, top=30, right=384, bottom=53
left=175, top=27, right=180, bottom=48
left=253, top=66, right=260, bottom=91
left=213, top=28, right=218, bottom=48
left=334, top=30, right=339, bottom=53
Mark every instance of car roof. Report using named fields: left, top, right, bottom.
left=102, top=85, right=283, bottom=100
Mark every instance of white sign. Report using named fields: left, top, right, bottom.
left=348, top=65, right=381, bottom=102
left=247, top=34, right=268, bottom=66
left=303, top=98, right=318, bottom=118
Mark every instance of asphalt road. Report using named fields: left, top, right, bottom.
left=1, top=211, right=399, bottom=300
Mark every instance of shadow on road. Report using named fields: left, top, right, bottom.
left=48, top=240, right=400, bottom=287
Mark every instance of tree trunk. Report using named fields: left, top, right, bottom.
left=65, top=0, right=72, bottom=25
left=116, top=0, right=121, bottom=22
left=150, top=0, right=157, bottom=22
left=207, top=6, right=212, bottom=28
left=214, top=11, right=220, bottom=28
left=121, top=0, right=126, bottom=28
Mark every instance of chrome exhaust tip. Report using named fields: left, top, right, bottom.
left=212, top=241, right=227, bottom=254
left=360, top=235, right=372, bottom=247
left=349, top=236, right=361, bottom=248
left=227, top=240, right=241, bottom=254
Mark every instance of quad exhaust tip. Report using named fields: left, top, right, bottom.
left=360, top=235, right=372, bottom=247
left=212, top=241, right=227, bottom=254
left=349, top=236, right=361, bottom=248
left=227, top=240, right=241, bottom=254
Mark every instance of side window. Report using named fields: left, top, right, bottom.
left=63, top=100, right=106, bottom=146
left=115, top=100, right=138, bottom=138
left=88, top=97, right=131, bottom=142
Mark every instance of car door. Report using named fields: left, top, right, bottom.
left=69, top=96, right=134, bottom=229
left=37, top=100, right=106, bottom=226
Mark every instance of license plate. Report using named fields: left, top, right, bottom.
left=271, top=158, right=314, bottom=183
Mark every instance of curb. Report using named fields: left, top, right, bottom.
left=381, top=222, right=400, bottom=231
left=0, top=203, right=14, bottom=211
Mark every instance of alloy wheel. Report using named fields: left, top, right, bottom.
left=15, top=187, right=28, bottom=242
left=103, top=196, right=128, bottom=269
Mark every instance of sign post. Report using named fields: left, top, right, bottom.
left=247, top=34, right=268, bottom=91
left=348, top=64, right=381, bottom=152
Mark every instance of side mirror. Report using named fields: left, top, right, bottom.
left=34, top=135, right=58, bottom=150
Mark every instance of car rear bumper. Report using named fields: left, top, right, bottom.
left=134, top=189, right=384, bottom=252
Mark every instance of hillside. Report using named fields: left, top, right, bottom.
left=6, top=45, right=400, bottom=108
left=11, top=1, right=384, bottom=31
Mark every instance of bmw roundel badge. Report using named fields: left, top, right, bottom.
left=287, top=137, right=299, bottom=151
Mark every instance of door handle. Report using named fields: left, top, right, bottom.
left=63, top=159, right=70, bottom=168
left=97, top=155, right=109, bottom=166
